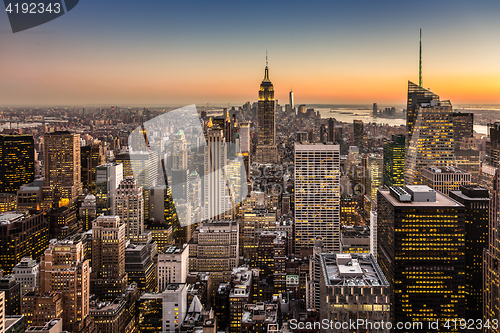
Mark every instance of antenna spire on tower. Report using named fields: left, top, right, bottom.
left=266, top=50, right=268, bottom=67
left=419, top=29, right=422, bottom=88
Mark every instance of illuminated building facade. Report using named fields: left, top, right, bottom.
left=81, top=141, right=105, bottom=194
left=405, top=81, right=440, bottom=144
left=449, top=185, right=489, bottom=320
left=383, top=134, right=405, bottom=187
left=79, top=194, right=96, bottom=232
left=319, top=253, right=390, bottom=328
left=21, top=291, right=63, bottom=326
left=42, top=131, right=82, bottom=210
left=484, top=169, right=500, bottom=331
left=256, top=61, right=277, bottom=163
left=294, top=143, right=341, bottom=253
left=422, top=166, right=471, bottom=195
left=39, top=237, right=92, bottom=333
left=91, top=215, right=128, bottom=301
left=0, top=134, right=34, bottom=194
left=138, top=283, right=187, bottom=333
left=125, top=243, right=157, bottom=293
left=0, top=194, right=16, bottom=214
left=367, top=153, right=383, bottom=204
left=377, top=185, right=465, bottom=330
left=404, top=100, right=455, bottom=185
left=0, top=211, right=48, bottom=275
left=189, top=220, right=239, bottom=285
left=114, top=177, right=144, bottom=239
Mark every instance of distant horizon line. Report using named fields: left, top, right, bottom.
left=2, top=103, right=500, bottom=109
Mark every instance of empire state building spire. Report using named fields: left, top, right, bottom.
left=256, top=53, right=277, bottom=163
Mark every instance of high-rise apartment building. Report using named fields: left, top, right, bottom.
left=0, top=135, right=34, bottom=194
left=39, top=237, right=92, bottom=333
left=95, top=163, right=123, bottom=216
left=422, top=166, right=471, bottom=195
left=404, top=100, right=455, bottom=185
left=0, top=211, right=48, bottom=275
left=114, top=177, right=144, bottom=239
left=377, top=185, right=465, bottom=330
left=383, top=134, right=405, bottom=187
left=294, top=143, right=340, bottom=253
left=91, top=215, right=128, bottom=301
left=42, top=131, right=82, bottom=210
left=125, top=243, right=157, bottom=292
left=81, top=141, right=105, bottom=194
left=256, top=60, right=277, bottom=163
left=449, top=185, right=489, bottom=320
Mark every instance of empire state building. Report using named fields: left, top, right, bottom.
left=256, top=59, right=278, bottom=163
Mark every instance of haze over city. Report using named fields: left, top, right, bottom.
left=1, top=0, right=500, bottom=106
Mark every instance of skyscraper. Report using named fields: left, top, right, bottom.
left=114, top=177, right=144, bottom=239
left=294, top=143, right=341, bottom=253
left=81, top=141, right=105, bottom=194
left=353, top=120, right=364, bottom=149
left=449, top=185, right=489, bottom=320
left=327, top=118, right=335, bottom=143
left=366, top=153, right=383, bottom=204
left=204, top=126, right=233, bottom=221
left=377, top=185, right=465, bottom=330
left=372, top=103, right=377, bottom=117
left=383, top=134, right=405, bottom=187
left=484, top=168, right=500, bottom=330
left=95, top=162, right=123, bottom=216
left=39, top=237, right=92, bottom=333
left=42, top=131, right=82, bottom=210
left=452, top=112, right=473, bottom=142
left=0, top=134, right=34, bottom=194
left=91, top=215, right=128, bottom=301
left=406, top=81, right=440, bottom=143
left=0, top=211, right=48, bottom=275
left=256, top=58, right=277, bottom=163
left=289, top=89, right=294, bottom=110
left=404, top=100, right=455, bottom=185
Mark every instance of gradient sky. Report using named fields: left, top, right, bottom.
left=1, top=0, right=500, bottom=106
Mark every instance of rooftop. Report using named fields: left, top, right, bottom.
left=320, top=253, right=388, bottom=288
left=382, top=186, right=462, bottom=207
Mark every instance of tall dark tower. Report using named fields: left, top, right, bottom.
left=406, top=30, right=440, bottom=143
left=256, top=54, right=277, bottom=163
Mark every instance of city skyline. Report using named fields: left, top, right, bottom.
left=1, top=0, right=500, bottom=106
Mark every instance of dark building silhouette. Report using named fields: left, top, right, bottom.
left=0, top=134, right=34, bottom=194
left=0, top=275, right=21, bottom=315
left=377, top=186, right=465, bottom=330
left=0, top=211, right=49, bottom=275
left=452, top=112, right=473, bottom=142
left=81, top=141, right=105, bottom=194
left=449, top=185, right=489, bottom=320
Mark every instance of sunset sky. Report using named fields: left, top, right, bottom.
left=1, top=0, right=500, bottom=106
